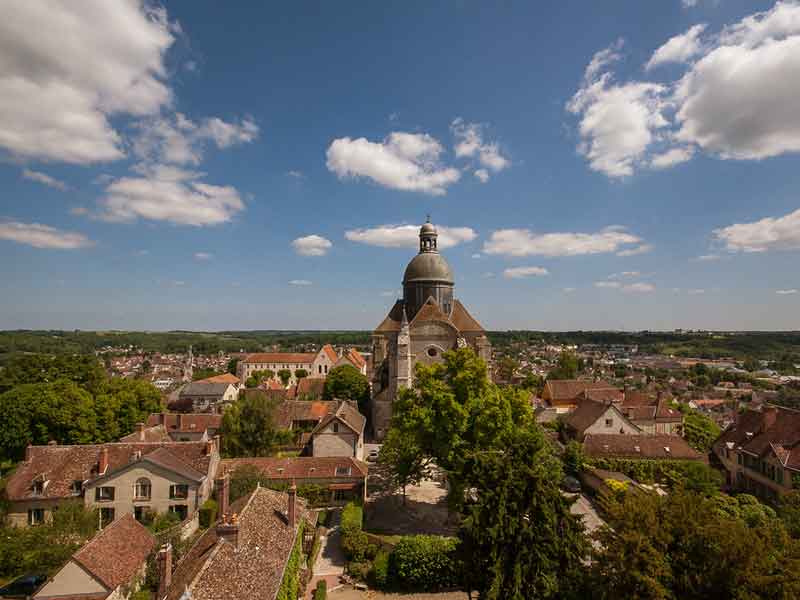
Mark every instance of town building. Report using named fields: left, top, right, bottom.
left=124, top=413, right=224, bottom=442
left=583, top=433, right=704, bottom=462
left=370, top=220, right=492, bottom=440
left=5, top=440, right=219, bottom=527
left=309, top=401, right=366, bottom=460
left=619, top=393, right=684, bottom=435
left=217, top=456, right=368, bottom=504
left=563, top=400, right=642, bottom=442
left=164, top=483, right=314, bottom=600
left=33, top=514, right=155, bottom=600
left=178, top=381, right=238, bottom=413
left=542, top=379, right=623, bottom=413
left=713, top=405, right=800, bottom=501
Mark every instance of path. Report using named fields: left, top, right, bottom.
left=307, top=512, right=345, bottom=598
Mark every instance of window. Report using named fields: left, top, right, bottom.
left=32, top=480, right=45, bottom=496
left=319, top=365, right=322, bottom=374
left=169, top=484, right=189, bottom=500
left=95, top=486, right=115, bottom=502
left=427, top=347, right=438, bottom=358
left=28, top=508, right=45, bottom=526
left=333, top=422, right=339, bottom=433
left=737, top=453, right=743, bottom=465
left=169, top=504, right=188, bottom=520
left=333, top=489, right=349, bottom=502
left=70, top=480, right=83, bottom=496
left=605, top=418, right=614, bottom=428
left=134, top=506, right=151, bottom=523
left=335, top=466, right=351, bottom=477
left=134, top=478, right=151, bottom=500
left=100, top=507, right=115, bottom=527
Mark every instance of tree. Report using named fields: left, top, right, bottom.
left=227, top=357, right=240, bottom=375
left=379, top=420, right=429, bottom=505
left=192, top=367, right=222, bottom=381
left=220, top=390, right=291, bottom=457
left=563, top=441, right=586, bottom=477
left=682, top=411, right=721, bottom=453
left=323, top=365, right=370, bottom=413
left=548, top=352, right=580, bottom=380
left=294, top=368, right=308, bottom=380
left=277, top=369, right=292, bottom=386
left=496, top=356, right=519, bottom=383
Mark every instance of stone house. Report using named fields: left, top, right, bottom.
left=713, top=405, right=800, bottom=501
left=619, top=393, right=683, bottom=435
left=309, top=401, right=366, bottom=461
left=542, top=379, right=623, bottom=413
left=178, top=381, right=238, bottom=413
left=5, top=440, right=219, bottom=528
left=563, top=400, right=642, bottom=442
left=33, top=514, right=155, bottom=600
left=237, top=344, right=349, bottom=384
left=583, top=433, right=704, bottom=462
left=140, top=412, right=223, bottom=442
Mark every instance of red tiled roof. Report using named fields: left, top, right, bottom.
left=6, top=441, right=214, bottom=501
left=119, top=424, right=171, bottom=443
left=621, top=391, right=653, bottom=407
left=145, top=413, right=223, bottom=432
left=346, top=348, right=366, bottom=369
left=286, top=378, right=325, bottom=400
left=73, top=514, right=155, bottom=591
left=374, top=299, right=486, bottom=334
left=565, top=400, right=632, bottom=436
left=274, top=400, right=337, bottom=428
left=374, top=301, right=404, bottom=333
left=311, top=402, right=366, bottom=437
left=218, top=456, right=368, bottom=480
left=321, top=344, right=338, bottom=363
left=545, top=380, right=619, bottom=404
left=242, top=353, right=315, bottom=364
left=584, top=434, right=703, bottom=461
left=449, top=299, right=485, bottom=332
left=714, top=405, right=800, bottom=470
left=410, top=297, right=454, bottom=327
left=196, top=373, right=240, bottom=385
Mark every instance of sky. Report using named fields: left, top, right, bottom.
left=1, top=0, right=799, bottom=331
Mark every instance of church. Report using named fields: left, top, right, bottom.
left=370, top=220, right=492, bottom=439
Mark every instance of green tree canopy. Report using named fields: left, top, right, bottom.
left=220, top=390, right=291, bottom=457
left=548, top=351, right=581, bottom=380
left=277, top=369, right=292, bottom=386
left=323, top=364, right=370, bottom=412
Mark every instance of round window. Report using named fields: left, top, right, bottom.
left=427, top=347, right=438, bottom=358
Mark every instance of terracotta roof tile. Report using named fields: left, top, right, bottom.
left=322, top=344, right=338, bottom=363
left=242, top=352, right=315, bottom=364
left=144, top=413, right=223, bottom=432
left=119, top=424, right=172, bottom=443
left=545, top=380, right=619, bottom=404
left=714, top=405, right=800, bottom=469
left=374, top=301, right=405, bottom=333
left=218, top=456, right=368, bottom=479
left=73, top=514, right=155, bottom=590
left=449, top=299, right=485, bottom=332
left=584, top=434, right=703, bottom=461
left=565, top=400, right=630, bottom=436
left=196, top=373, right=240, bottom=385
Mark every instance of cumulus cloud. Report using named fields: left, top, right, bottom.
left=98, top=164, right=245, bottom=226
left=569, top=3, right=800, bottom=175
left=326, top=132, right=460, bottom=195
left=483, top=226, right=643, bottom=257
left=503, top=266, right=549, bottom=279
left=622, top=282, right=656, bottom=293
left=646, top=24, right=707, bottom=70
left=595, top=281, right=621, bottom=289
left=776, top=289, right=798, bottom=295
left=0, top=221, right=93, bottom=249
left=714, top=207, right=800, bottom=253
left=692, top=253, right=722, bottom=261
left=688, top=288, right=706, bottom=295
left=133, top=114, right=258, bottom=165
left=292, top=234, right=332, bottom=256
left=289, top=279, right=312, bottom=286
left=0, top=1, right=174, bottom=164
left=345, top=224, right=477, bottom=249
left=617, top=243, right=654, bottom=257
left=193, top=252, right=213, bottom=260
left=22, top=169, right=68, bottom=191
left=451, top=118, right=510, bottom=180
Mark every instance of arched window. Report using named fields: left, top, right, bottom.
left=134, top=478, right=151, bottom=500
left=427, top=347, right=438, bottom=358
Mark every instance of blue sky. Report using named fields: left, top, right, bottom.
left=1, top=0, right=799, bottom=331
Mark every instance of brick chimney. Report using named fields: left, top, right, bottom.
left=288, top=480, right=297, bottom=527
left=98, top=447, right=109, bottom=475
left=160, top=412, right=167, bottom=426
left=216, top=514, right=239, bottom=548
left=157, top=543, right=172, bottom=598
left=178, top=413, right=185, bottom=430
left=215, top=473, right=230, bottom=518
left=136, top=422, right=145, bottom=441
left=25, top=444, right=33, bottom=462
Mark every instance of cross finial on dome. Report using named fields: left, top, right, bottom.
left=426, top=213, right=431, bottom=223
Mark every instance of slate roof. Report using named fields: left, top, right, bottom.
left=584, top=434, right=703, bottom=461
left=72, top=514, right=155, bottom=592
left=218, top=456, right=369, bottom=480
left=714, top=405, right=800, bottom=470
left=179, top=382, right=234, bottom=397
left=564, top=400, right=635, bottom=436
left=241, top=352, right=315, bottom=364
left=374, top=299, right=486, bottom=334
left=311, top=401, right=366, bottom=436
left=6, top=441, right=214, bottom=501
left=144, top=413, right=223, bottom=432
left=166, top=487, right=311, bottom=600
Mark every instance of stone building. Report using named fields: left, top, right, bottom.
left=370, top=220, right=491, bottom=439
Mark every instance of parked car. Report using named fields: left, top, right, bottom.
left=561, top=475, right=581, bottom=493
left=0, top=574, right=47, bottom=598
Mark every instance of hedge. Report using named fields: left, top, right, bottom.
left=586, top=457, right=707, bottom=485
left=370, top=550, right=389, bottom=588
left=340, top=502, right=363, bottom=532
left=387, top=535, right=460, bottom=591
left=198, top=498, right=218, bottom=528
left=276, top=520, right=304, bottom=600
left=313, top=579, right=327, bottom=600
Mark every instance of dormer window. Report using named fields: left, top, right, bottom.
left=32, top=480, right=46, bottom=496
left=333, top=422, right=339, bottom=433
left=335, top=466, right=351, bottom=477
left=70, top=480, right=83, bottom=496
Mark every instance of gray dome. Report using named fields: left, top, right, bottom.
left=420, top=221, right=437, bottom=235
left=403, top=252, right=454, bottom=284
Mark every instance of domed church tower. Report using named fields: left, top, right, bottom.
left=370, top=219, right=492, bottom=440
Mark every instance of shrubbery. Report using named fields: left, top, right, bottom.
left=370, top=550, right=389, bottom=588
left=387, top=535, right=460, bottom=591
left=313, top=579, right=327, bottom=600
left=199, top=498, right=218, bottom=528
left=340, top=502, right=376, bottom=562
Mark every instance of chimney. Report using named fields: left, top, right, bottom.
left=178, top=413, right=185, bottom=430
left=216, top=514, right=239, bottom=548
left=288, top=480, right=297, bottom=527
left=215, top=473, right=230, bottom=518
left=98, top=447, right=109, bottom=475
left=205, top=438, right=215, bottom=456
left=157, top=543, right=172, bottom=598
left=762, top=406, right=778, bottom=432
left=136, top=422, right=145, bottom=442
left=25, top=444, right=33, bottom=462
left=160, top=412, right=167, bottom=426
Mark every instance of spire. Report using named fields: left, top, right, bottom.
left=419, top=218, right=438, bottom=253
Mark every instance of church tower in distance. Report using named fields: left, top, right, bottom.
left=370, top=219, right=491, bottom=440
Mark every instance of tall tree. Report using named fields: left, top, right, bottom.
left=220, top=390, right=290, bottom=457
left=323, top=365, right=370, bottom=412
left=547, top=351, right=580, bottom=380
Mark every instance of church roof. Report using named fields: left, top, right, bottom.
left=410, top=297, right=454, bottom=327
left=450, top=300, right=485, bottom=332
left=373, top=298, right=485, bottom=334
left=374, top=300, right=404, bottom=333
left=402, top=252, right=454, bottom=284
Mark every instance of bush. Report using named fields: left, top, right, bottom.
left=199, top=498, right=218, bottom=528
left=370, top=550, right=390, bottom=588
left=340, top=502, right=363, bottom=532
left=388, top=535, right=460, bottom=591
left=347, top=561, right=371, bottom=581
left=341, top=529, right=371, bottom=561
left=313, top=579, right=327, bottom=600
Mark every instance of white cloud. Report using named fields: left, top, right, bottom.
left=714, top=207, right=800, bottom=253
left=345, top=224, right=477, bottom=249
left=692, top=253, right=722, bottom=261
left=609, top=271, right=641, bottom=279
left=650, top=146, right=694, bottom=169
left=646, top=24, right=707, bottom=70
left=289, top=279, right=312, bottom=286
left=98, top=164, right=245, bottom=226
left=22, top=169, right=68, bottom=191
left=595, top=281, right=621, bottom=289
left=471, top=253, right=482, bottom=259
left=326, top=132, right=460, bottom=195
left=451, top=119, right=510, bottom=179
left=563, top=287, right=577, bottom=293
left=567, top=41, right=668, bottom=178
left=0, top=221, right=92, bottom=249
left=133, top=114, right=258, bottom=165
left=683, top=0, right=699, bottom=7
left=503, top=266, right=549, bottom=279
left=483, top=226, right=643, bottom=257
left=0, top=1, right=174, bottom=164
left=286, top=170, right=304, bottom=178
left=292, top=234, right=332, bottom=256
left=617, top=244, right=654, bottom=257
left=622, top=282, right=656, bottom=293
left=776, top=289, right=798, bottom=295
left=688, top=288, right=706, bottom=295
left=193, top=252, right=213, bottom=260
